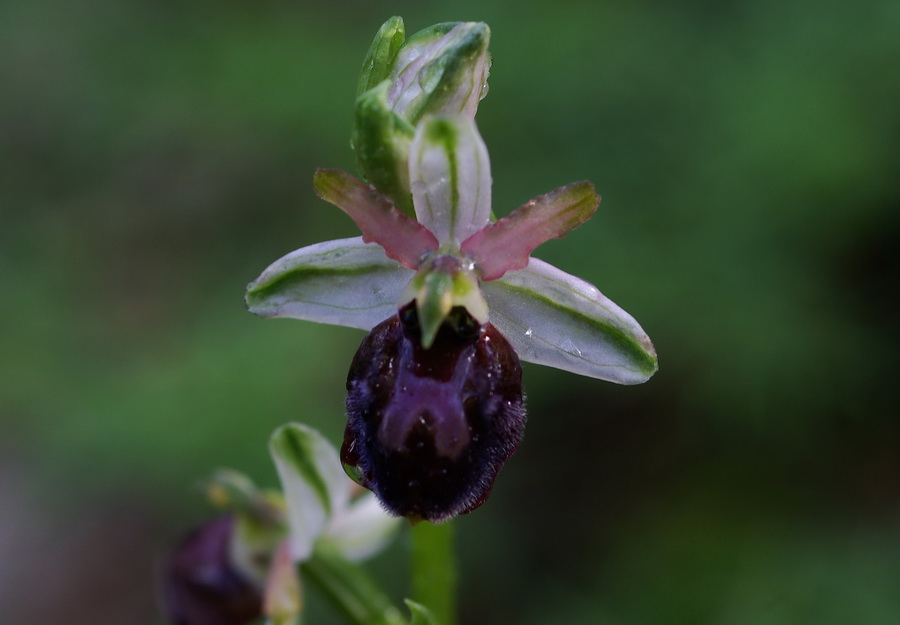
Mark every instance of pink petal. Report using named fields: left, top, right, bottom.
left=460, top=181, right=600, bottom=281
left=314, top=169, right=439, bottom=270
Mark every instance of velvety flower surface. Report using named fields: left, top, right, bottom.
left=343, top=304, right=525, bottom=521
left=246, top=18, right=657, bottom=521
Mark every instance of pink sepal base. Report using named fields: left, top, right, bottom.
left=314, top=169, right=439, bottom=270
left=461, top=181, right=600, bottom=280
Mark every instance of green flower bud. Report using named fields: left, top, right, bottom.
left=352, top=82, right=416, bottom=215
left=356, top=16, right=406, bottom=98
left=383, top=21, right=491, bottom=124
left=353, top=19, right=491, bottom=214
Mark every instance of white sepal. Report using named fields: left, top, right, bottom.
left=246, top=237, right=414, bottom=331
left=482, top=258, right=658, bottom=384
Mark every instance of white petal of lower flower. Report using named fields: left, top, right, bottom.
left=269, top=424, right=354, bottom=562
left=323, top=493, right=402, bottom=562
left=246, top=237, right=414, bottom=331
left=482, top=258, right=658, bottom=384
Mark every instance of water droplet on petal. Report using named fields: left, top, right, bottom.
left=342, top=461, right=365, bottom=486
left=562, top=338, right=582, bottom=357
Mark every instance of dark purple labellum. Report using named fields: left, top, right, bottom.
left=343, top=304, right=526, bottom=522
left=160, top=515, right=262, bottom=625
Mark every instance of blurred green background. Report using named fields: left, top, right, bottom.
left=2, top=0, right=898, bottom=623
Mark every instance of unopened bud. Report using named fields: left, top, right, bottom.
left=161, top=516, right=263, bottom=625
left=353, top=19, right=491, bottom=214
left=383, top=21, right=491, bottom=124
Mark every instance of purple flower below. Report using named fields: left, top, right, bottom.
left=161, top=516, right=262, bottom=625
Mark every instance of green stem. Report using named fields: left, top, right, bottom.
left=410, top=521, right=457, bottom=625
left=301, top=543, right=407, bottom=625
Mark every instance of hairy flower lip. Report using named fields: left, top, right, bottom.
left=344, top=313, right=525, bottom=522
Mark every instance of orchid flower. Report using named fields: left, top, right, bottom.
left=269, top=422, right=401, bottom=564
left=267, top=423, right=403, bottom=624
left=162, top=429, right=402, bottom=625
left=246, top=18, right=657, bottom=522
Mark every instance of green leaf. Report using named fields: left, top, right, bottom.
left=405, top=600, right=440, bottom=625
left=301, top=543, right=407, bottom=625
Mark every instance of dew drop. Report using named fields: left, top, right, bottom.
left=342, top=461, right=364, bottom=486
left=562, top=338, right=583, bottom=357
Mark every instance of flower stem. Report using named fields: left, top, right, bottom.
left=301, top=543, right=406, bottom=625
left=410, top=520, right=457, bottom=625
